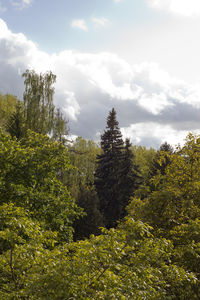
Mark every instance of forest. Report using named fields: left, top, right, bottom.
left=1, top=70, right=200, bottom=299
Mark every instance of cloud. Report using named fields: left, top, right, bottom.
left=147, top=0, right=200, bottom=17
left=71, top=17, right=110, bottom=32
left=121, top=122, right=194, bottom=148
left=92, top=17, right=111, bottom=28
left=1, top=18, right=200, bottom=148
left=71, top=19, right=88, bottom=31
left=11, top=0, right=32, bottom=9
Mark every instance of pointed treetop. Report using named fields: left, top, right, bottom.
left=106, top=108, right=119, bottom=129
left=125, top=138, right=132, bottom=148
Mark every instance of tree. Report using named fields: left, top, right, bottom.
left=63, top=137, right=103, bottom=239
left=52, top=107, right=68, bottom=143
left=128, top=134, right=200, bottom=295
left=0, top=93, right=18, bottom=133
left=119, top=138, right=141, bottom=218
left=131, top=134, right=200, bottom=234
left=148, top=141, right=173, bottom=178
left=0, top=129, right=82, bottom=243
left=24, top=218, right=196, bottom=299
left=132, top=145, right=156, bottom=181
left=95, top=108, right=124, bottom=228
left=22, top=69, right=56, bottom=135
left=136, top=142, right=173, bottom=199
left=0, top=203, right=57, bottom=298
left=6, top=100, right=25, bottom=139
left=66, top=137, right=101, bottom=200
left=73, top=186, right=104, bottom=241
left=95, top=108, right=135, bottom=228
left=1, top=131, right=199, bottom=298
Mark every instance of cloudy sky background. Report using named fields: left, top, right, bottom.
left=0, top=0, right=200, bottom=148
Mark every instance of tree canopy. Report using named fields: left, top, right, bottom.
left=2, top=74, right=200, bottom=298
left=0, top=129, right=82, bottom=243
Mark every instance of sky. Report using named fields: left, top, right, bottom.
left=0, top=0, right=200, bottom=148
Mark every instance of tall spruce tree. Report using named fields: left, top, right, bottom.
left=95, top=108, right=129, bottom=228
left=95, top=108, right=124, bottom=227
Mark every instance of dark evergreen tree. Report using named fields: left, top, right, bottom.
left=119, top=138, right=141, bottom=218
left=73, top=186, right=104, bottom=241
left=95, top=108, right=124, bottom=227
left=95, top=108, right=125, bottom=228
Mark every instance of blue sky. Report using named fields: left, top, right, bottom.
left=1, top=0, right=200, bottom=147
left=1, top=0, right=151, bottom=53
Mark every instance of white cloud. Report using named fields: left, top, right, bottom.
left=62, top=91, right=80, bottom=121
left=11, top=0, right=32, bottom=9
left=1, top=18, right=200, bottom=148
left=147, top=0, right=200, bottom=16
left=139, top=92, right=174, bottom=115
left=71, top=19, right=88, bottom=31
left=121, top=122, right=193, bottom=147
left=92, top=17, right=111, bottom=28
left=0, top=19, right=10, bottom=37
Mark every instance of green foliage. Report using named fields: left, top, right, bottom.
left=132, top=145, right=156, bottom=180
left=0, top=202, right=56, bottom=298
left=65, top=137, right=103, bottom=240
left=0, top=130, right=82, bottom=242
left=0, top=127, right=200, bottom=298
left=52, top=107, right=68, bottom=143
left=2, top=81, right=200, bottom=298
left=67, top=136, right=101, bottom=199
left=23, top=69, right=56, bottom=135
left=126, top=133, right=200, bottom=297
left=6, top=100, right=25, bottom=139
left=119, top=138, right=141, bottom=218
left=24, top=218, right=196, bottom=299
left=148, top=142, right=173, bottom=179
left=0, top=204, right=197, bottom=299
left=1, top=72, right=68, bottom=141
left=137, top=134, right=200, bottom=232
left=73, top=186, right=104, bottom=240
left=0, top=93, right=18, bottom=133
left=135, top=142, right=172, bottom=199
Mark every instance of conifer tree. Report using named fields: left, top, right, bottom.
left=95, top=108, right=125, bottom=228
left=73, top=186, right=104, bottom=241
left=119, top=138, right=141, bottom=218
